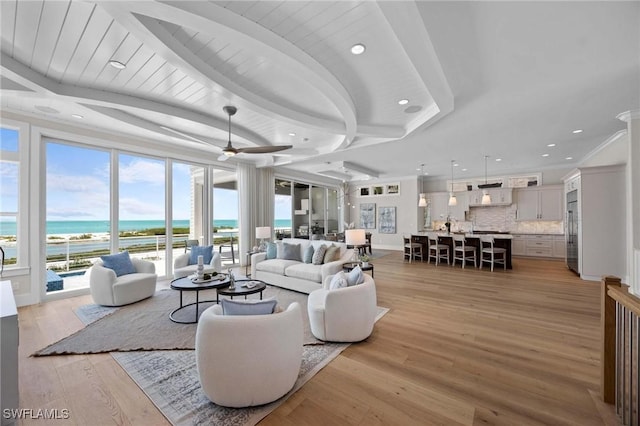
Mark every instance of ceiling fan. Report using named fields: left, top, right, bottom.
left=219, top=106, right=292, bottom=160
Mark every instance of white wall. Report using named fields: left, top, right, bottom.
left=348, top=177, right=419, bottom=250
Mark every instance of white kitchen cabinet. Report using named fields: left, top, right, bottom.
left=515, top=185, right=563, bottom=221
left=512, top=234, right=565, bottom=258
left=563, top=165, right=626, bottom=281
left=427, top=192, right=468, bottom=222
left=468, top=188, right=512, bottom=206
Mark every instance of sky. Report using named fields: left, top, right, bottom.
left=2, top=128, right=291, bottom=222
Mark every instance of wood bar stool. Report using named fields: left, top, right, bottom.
left=480, top=236, right=506, bottom=271
left=427, top=232, right=449, bottom=265
left=452, top=234, right=476, bottom=268
left=403, top=236, right=423, bottom=263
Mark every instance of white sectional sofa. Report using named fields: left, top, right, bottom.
left=250, top=238, right=354, bottom=294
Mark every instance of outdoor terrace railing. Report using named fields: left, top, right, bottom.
left=602, top=275, right=640, bottom=425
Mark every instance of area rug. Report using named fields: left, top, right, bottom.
left=36, top=287, right=389, bottom=425
left=34, top=286, right=334, bottom=356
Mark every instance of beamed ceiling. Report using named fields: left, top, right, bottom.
left=1, top=1, right=638, bottom=182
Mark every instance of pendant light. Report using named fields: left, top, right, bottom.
left=448, top=160, right=457, bottom=206
left=418, top=163, right=428, bottom=207
left=481, top=155, right=492, bottom=205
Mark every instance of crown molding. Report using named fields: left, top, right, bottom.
left=617, top=110, right=640, bottom=122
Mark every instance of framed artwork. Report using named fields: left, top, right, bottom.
left=378, top=206, right=396, bottom=234
left=359, top=203, right=376, bottom=229
left=386, top=184, right=399, bottom=195
left=360, top=187, right=370, bottom=196
left=372, top=185, right=384, bottom=195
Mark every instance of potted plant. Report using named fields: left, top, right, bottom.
left=360, top=254, right=371, bottom=268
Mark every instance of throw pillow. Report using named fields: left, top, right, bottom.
left=329, top=271, right=348, bottom=290
left=323, top=244, right=340, bottom=264
left=220, top=298, right=278, bottom=316
left=189, top=245, right=214, bottom=265
left=100, top=251, right=136, bottom=277
left=281, top=242, right=302, bottom=261
left=265, top=242, right=277, bottom=259
left=303, top=244, right=315, bottom=264
left=312, top=244, right=327, bottom=265
left=347, top=265, right=364, bottom=286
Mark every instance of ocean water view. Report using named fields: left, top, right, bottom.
left=0, top=219, right=293, bottom=261
left=0, top=219, right=293, bottom=237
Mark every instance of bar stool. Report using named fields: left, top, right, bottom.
left=427, top=232, right=449, bottom=265
left=403, top=235, right=423, bottom=263
left=452, top=234, right=476, bottom=268
left=480, top=236, right=506, bottom=271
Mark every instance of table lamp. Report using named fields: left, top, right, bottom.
left=345, top=229, right=366, bottom=262
left=256, top=226, right=272, bottom=251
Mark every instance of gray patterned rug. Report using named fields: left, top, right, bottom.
left=41, top=286, right=388, bottom=425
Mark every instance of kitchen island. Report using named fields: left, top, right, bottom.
left=411, top=232, right=513, bottom=269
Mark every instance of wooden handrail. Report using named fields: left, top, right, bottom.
left=607, top=284, right=640, bottom=317
left=601, top=275, right=622, bottom=404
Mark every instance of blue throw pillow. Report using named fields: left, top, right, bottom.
left=347, top=265, right=365, bottom=286
left=189, top=245, right=213, bottom=265
left=221, top=298, right=277, bottom=316
left=281, top=242, right=301, bottom=261
left=101, top=251, right=136, bottom=277
left=303, top=245, right=315, bottom=264
left=265, top=242, right=277, bottom=259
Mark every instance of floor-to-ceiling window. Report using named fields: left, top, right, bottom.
left=45, top=141, right=111, bottom=292
left=118, top=153, right=166, bottom=275
left=212, top=168, right=238, bottom=266
left=0, top=127, right=20, bottom=270
left=172, top=162, right=206, bottom=274
left=275, top=179, right=292, bottom=239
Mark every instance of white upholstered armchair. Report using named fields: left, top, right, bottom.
left=195, top=302, right=303, bottom=407
left=307, top=274, right=377, bottom=342
left=173, top=248, right=222, bottom=279
left=88, top=258, right=157, bottom=306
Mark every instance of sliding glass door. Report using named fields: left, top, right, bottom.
left=45, top=141, right=111, bottom=292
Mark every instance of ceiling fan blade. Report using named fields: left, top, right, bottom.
left=236, top=145, right=293, bottom=154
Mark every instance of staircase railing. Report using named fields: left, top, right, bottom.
left=602, top=275, right=640, bottom=425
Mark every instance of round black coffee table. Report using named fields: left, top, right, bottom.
left=217, top=279, right=267, bottom=302
left=342, top=261, right=374, bottom=278
left=170, top=274, right=230, bottom=324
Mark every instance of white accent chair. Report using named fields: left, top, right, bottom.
left=452, top=234, right=477, bottom=268
left=173, top=250, right=222, bottom=279
left=480, top=236, right=507, bottom=271
left=307, top=274, right=377, bottom=342
left=427, top=232, right=450, bottom=265
left=195, top=302, right=303, bottom=408
left=88, top=258, right=157, bottom=306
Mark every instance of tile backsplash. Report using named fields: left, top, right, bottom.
left=432, top=205, right=563, bottom=234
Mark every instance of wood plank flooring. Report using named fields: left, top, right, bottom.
left=16, top=254, right=612, bottom=425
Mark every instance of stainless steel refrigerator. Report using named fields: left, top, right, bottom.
left=566, top=190, right=579, bottom=274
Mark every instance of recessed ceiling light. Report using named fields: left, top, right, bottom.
left=542, top=153, right=550, bottom=157
left=350, top=43, right=366, bottom=55
left=572, top=129, right=583, bottom=134
left=288, top=132, right=296, bottom=136
left=71, top=114, right=83, bottom=119
left=495, top=158, right=502, bottom=162
left=109, top=60, right=126, bottom=70
left=547, top=143, right=556, bottom=147
left=398, top=99, right=409, bottom=105
left=462, top=168, right=467, bottom=172
left=565, top=156, right=573, bottom=160
left=453, top=163, right=459, bottom=167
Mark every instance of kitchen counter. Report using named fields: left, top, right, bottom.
left=411, top=233, right=512, bottom=268
left=414, top=232, right=513, bottom=240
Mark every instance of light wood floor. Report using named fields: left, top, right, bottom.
left=16, top=254, right=614, bottom=425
